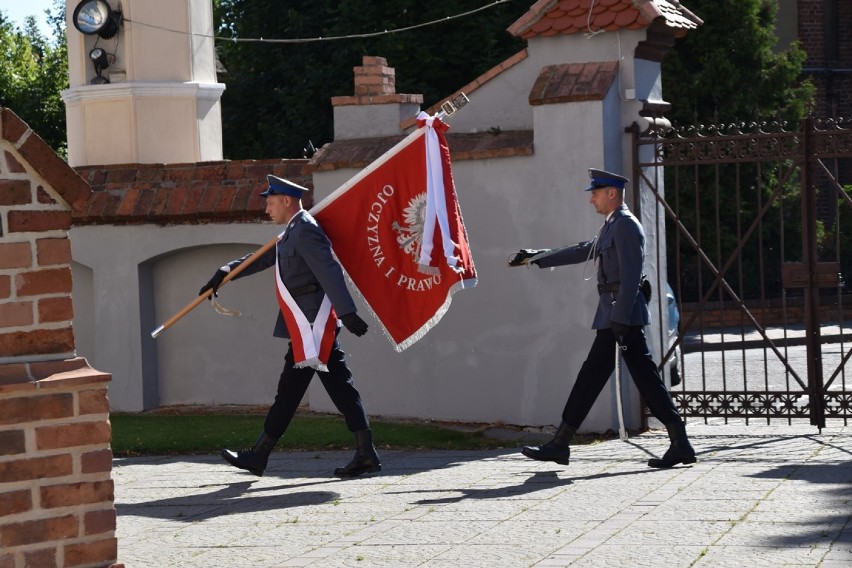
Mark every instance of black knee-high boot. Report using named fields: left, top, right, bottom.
left=647, top=421, right=696, bottom=468
left=521, top=421, right=576, bottom=465
left=220, top=432, right=279, bottom=477
left=334, top=429, right=382, bottom=477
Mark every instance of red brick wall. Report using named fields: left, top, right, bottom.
left=0, top=359, right=120, bottom=568
left=0, top=124, right=77, bottom=360
left=680, top=295, right=848, bottom=329
left=1, top=108, right=121, bottom=567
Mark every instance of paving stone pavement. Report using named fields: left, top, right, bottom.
left=114, top=420, right=852, bottom=567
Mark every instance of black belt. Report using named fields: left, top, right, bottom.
left=288, top=283, right=321, bottom=297
left=597, top=282, right=619, bottom=294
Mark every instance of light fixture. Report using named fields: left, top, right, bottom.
left=73, top=0, right=122, bottom=39
left=89, top=47, right=110, bottom=84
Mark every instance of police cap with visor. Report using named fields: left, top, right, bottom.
left=260, top=175, right=309, bottom=197
left=585, top=168, right=629, bottom=191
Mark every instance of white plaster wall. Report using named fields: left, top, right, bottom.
left=151, top=243, right=283, bottom=406
left=70, top=261, right=95, bottom=365
left=443, top=54, right=537, bottom=133
left=71, top=223, right=286, bottom=411
left=333, top=103, right=422, bottom=140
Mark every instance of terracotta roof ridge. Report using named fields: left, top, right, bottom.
left=660, top=0, right=703, bottom=26
left=72, top=159, right=312, bottom=226
left=507, top=0, right=558, bottom=37
left=1, top=107, right=91, bottom=213
left=508, top=0, right=702, bottom=40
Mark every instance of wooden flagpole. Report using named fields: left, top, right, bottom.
left=150, top=234, right=279, bottom=338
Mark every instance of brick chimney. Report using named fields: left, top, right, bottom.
left=330, top=56, right=423, bottom=139
left=0, top=108, right=121, bottom=568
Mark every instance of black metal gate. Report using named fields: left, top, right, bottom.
left=633, top=117, right=852, bottom=427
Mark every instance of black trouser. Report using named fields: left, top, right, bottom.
left=561, top=327, right=681, bottom=428
left=263, top=331, right=370, bottom=438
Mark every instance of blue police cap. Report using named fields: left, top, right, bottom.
left=585, top=168, right=629, bottom=191
left=260, top=175, right=309, bottom=198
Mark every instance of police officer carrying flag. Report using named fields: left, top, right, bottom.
left=509, top=168, right=696, bottom=468
left=200, top=175, right=381, bottom=478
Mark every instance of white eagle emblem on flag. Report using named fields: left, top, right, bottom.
left=392, top=193, right=427, bottom=262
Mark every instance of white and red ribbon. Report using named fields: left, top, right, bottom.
left=274, top=245, right=338, bottom=372
left=416, top=112, right=462, bottom=275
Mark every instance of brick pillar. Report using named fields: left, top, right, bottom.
left=0, top=360, right=120, bottom=568
left=0, top=106, right=121, bottom=567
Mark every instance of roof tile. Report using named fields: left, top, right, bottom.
left=214, top=186, right=237, bottom=216
left=149, top=187, right=171, bottom=217
left=182, top=187, right=205, bottom=218
left=132, top=187, right=156, bottom=217
left=115, top=188, right=141, bottom=217
left=164, top=186, right=188, bottom=217
left=614, top=7, right=639, bottom=27
left=552, top=14, right=574, bottom=32
left=594, top=10, right=617, bottom=27
left=84, top=190, right=110, bottom=221
left=566, top=4, right=588, bottom=16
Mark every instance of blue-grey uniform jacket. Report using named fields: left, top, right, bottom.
left=223, top=210, right=357, bottom=339
left=536, top=203, right=650, bottom=330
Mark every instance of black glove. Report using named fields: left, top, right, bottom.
left=199, top=269, right=227, bottom=299
left=341, top=313, right=368, bottom=337
left=507, top=249, right=549, bottom=267
left=611, top=322, right=631, bottom=343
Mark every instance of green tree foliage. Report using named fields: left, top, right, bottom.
left=662, top=0, right=812, bottom=127
left=214, top=0, right=527, bottom=159
left=0, top=1, right=68, bottom=156
left=660, top=0, right=815, bottom=303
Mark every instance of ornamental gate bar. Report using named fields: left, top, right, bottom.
left=633, top=116, right=852, bottom=428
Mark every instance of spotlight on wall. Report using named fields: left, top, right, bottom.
left=73, top=0, right=123, bottom=39
left=89, top=47, right=110, bottom=84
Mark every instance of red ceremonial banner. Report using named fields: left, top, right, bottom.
left=312, top=115, right=477, bottom=351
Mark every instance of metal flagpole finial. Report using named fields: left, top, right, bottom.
left=440, top=93, right=470, bottom=117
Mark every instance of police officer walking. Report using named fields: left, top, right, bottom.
left=200, top=175, right=381, bottom=478
left=509, top=168, right=695, bottom=468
